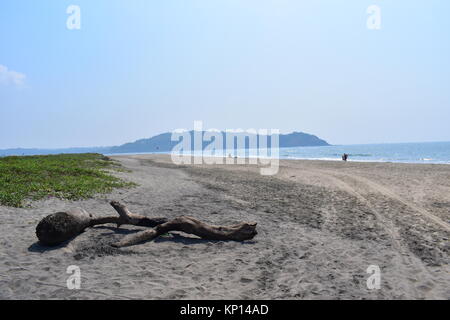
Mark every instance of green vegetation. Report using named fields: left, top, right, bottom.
left=0, top=153, right=136, bottom=207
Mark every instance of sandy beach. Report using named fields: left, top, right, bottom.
left=1, top=154, right=449, bottom=299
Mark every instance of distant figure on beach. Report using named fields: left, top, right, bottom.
left=342, top=153, right=348, bottom=161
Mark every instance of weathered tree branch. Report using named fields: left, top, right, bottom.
left=108, top=201, right=167, bottom=228
left=111, top=216, right=257, bottom=248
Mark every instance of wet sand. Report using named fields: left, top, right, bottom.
left=1, top=154, right=449, bottom=299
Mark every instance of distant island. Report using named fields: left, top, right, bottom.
left=0, top=131, right=330, bottom=156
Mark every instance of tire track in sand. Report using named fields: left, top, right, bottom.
left=281, top=164, right=442, bottom=298
left=312, top=169, right=442, bottom=298
left=339, top=174, right=450, bottom=232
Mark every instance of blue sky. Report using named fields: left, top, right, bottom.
left=0, top=0, right=449, bottom=148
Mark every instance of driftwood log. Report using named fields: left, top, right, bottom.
left=35, top=201, right=257, bottom=247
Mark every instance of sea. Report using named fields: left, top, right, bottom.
left=277, top=141, right=450, bottom=164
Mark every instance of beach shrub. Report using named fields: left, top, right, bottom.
left=0, top=153, right=135, bottom=207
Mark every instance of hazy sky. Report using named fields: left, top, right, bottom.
left=1, top=0, right=449, bottom=149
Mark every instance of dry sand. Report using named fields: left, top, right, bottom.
left=0, top=154, right=449, bottom=299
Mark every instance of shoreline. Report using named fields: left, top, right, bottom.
left=107, top=152, right=450, bottom=166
